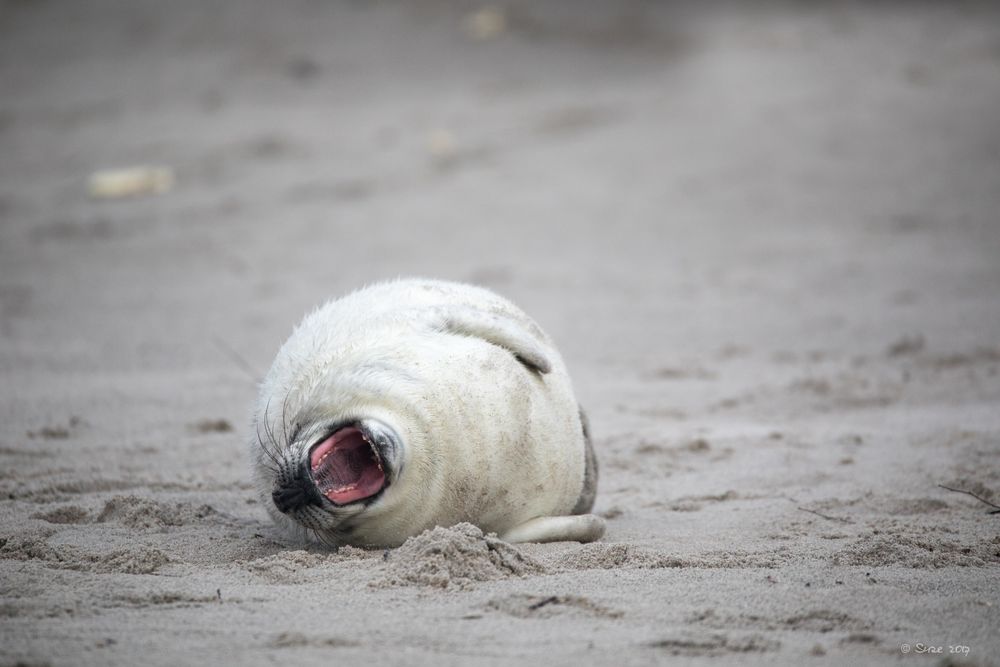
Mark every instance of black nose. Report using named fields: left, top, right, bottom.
left=272, top=465, right=323, bottom=514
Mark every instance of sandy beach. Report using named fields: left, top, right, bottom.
left=1, top=1, right=999, bottom=665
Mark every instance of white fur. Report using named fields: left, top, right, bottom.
left=250, top=278, right=604, bottom=547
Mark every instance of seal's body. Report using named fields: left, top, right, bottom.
left=250, top=279, right=603, bottom=547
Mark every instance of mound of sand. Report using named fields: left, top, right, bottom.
left=0, top=530, right=170, bottom=575
left=370, top=523, right=546, bottom=589
left=95, top=495, right=217, bottom=529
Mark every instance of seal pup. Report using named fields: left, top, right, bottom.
left=250, top=278, right=604, bottom=547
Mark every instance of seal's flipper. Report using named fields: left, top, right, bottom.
left=501, top=514, right=605, bottom=544
left=438, top=307, right=552, bottom=374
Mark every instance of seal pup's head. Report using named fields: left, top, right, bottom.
left=251, top=400, right=409, bottom=546
left=251, top=350, right=422, bottom=546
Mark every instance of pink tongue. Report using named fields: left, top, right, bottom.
left=309, top=427, right=385, bottom=505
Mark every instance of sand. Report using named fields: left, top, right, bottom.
left=1, top=1, right=999, bottom=665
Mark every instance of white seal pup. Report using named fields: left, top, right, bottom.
left=250, top=278, right=604, bottom=547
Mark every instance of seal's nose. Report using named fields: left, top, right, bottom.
left=272, top=465, right=322, bottom=514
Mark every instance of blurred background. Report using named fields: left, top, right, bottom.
left=1, top=0, right=999, bottom=469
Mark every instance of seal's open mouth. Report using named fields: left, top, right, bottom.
left=309, top=427, right=385, bottom=505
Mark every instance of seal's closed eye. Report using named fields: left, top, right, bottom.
left=437, top=306, right=552, bottom=374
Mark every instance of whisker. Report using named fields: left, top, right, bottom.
left=255, top=417, right=282, bottom=469
left=262, top=398, right=276, bottom=446
left=254, top=452, right=279, bottom=475
left=281, top=393, right=292, bottom=449
left=261, top=397, right=286, bottom=472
